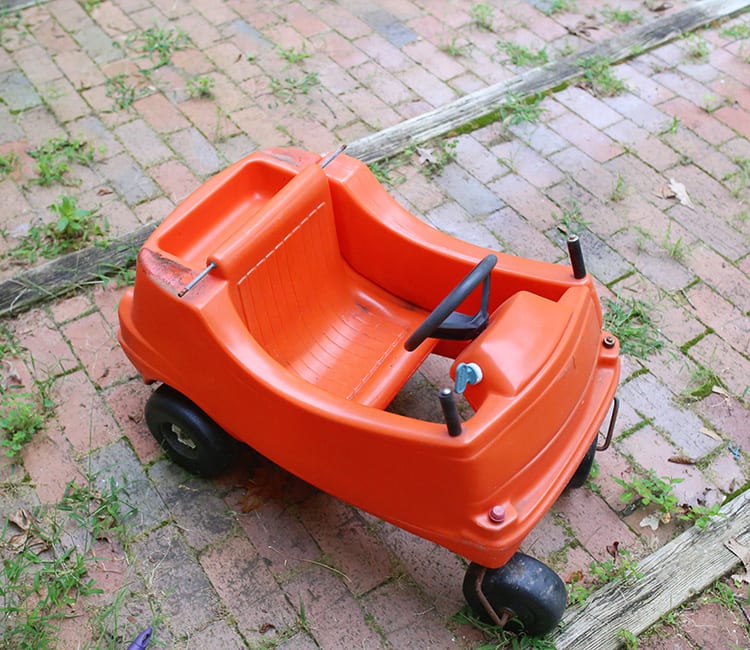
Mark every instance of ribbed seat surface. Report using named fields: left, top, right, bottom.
left=235, top=165, right=430, bottom=407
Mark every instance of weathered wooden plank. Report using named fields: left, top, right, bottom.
left=1, top=0, right=747, bottom=317
left=347, top=0, right=750, bottom=163
left=553, top=491, right=750, bottom=649
left=0, top=223, right=155, bottom=317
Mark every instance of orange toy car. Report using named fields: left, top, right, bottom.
left=118, top=147, right=620, bottom=636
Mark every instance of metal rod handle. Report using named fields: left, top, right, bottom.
left=439, top=388, right=462, bottom=437
left=178, top=262, right=217, bottom=298
left=567, top=234, right=587, bottom=279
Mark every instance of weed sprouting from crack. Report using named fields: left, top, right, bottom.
left=497, top=41, right=549, bottom=67
left=577, top=55, right=626, bottom=97
left=7, top=195, right=107, bottom=263
left=269, top=72, right=320, bottom=103
left=126, top=23, right=189, bottom=69
left=602, top=297, right=663, bottom=359
left=498, top=92, right=546, bottom=125
left=27, top=136, right=95, bottom=187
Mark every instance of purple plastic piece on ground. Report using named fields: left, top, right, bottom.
left=126, top=627, right=152, bottom=650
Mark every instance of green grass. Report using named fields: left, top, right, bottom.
left=544, top=0, right=577, bottom=15
left=609, top=174, right=627, bottom=202
left=497, top=41, right=549, bottom=67
left=186, top=74, right=215, bottom=98
left=602, top=8, right=641, bottom=24
left=723, top=157, right=750, bottom=197
left=471, top=3, right=495, bottom=31
left=440, top=36, right=470, bottom=57
left=105, top=74, right=140, bottom=111
left=276, top=45, right=311, bottom=64
left=721, top=21, right=750, bottom=40
left=27, top=136, right=95, bottom=186
left=419, top=139, right=457, bottom=178
left=554, top=199, right=590, bottom=235
left=269, top=72, right=320, bottom=103
left=683, top=34, right=711, bottom=62
left=577, top=55, right=626, bottom=97
left=0, top=150, right=19, bottom=178
left=0, top=391, right=48, bottom=457
left=681, top=365, right=724, bottom=401
left=0, top=472, right=138, bottom=649
left=8, top=196, right=107, bottom=263
left=498, top=92, right=546, bottom=125
left=126, top=23, right=189, bottom=69
left=453, top=608, right=557, bottom=649
left=367, top=149, right=413, bottom=186
left=603, top=297, right=663, bottom=358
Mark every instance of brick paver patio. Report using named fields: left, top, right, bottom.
left=0, top=0, right=749, bottom=648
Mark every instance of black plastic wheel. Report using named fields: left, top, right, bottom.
left=567, top=436, right=598, bottom=489
left=463, top=553, right=567, bottom=637
left=144, top=384, right=238, bottom=477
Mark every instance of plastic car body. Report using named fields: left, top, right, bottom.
left=118, top=147, right=620, bottom=574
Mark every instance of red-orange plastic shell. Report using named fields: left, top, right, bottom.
left=118, top=148, right=620, bottom=569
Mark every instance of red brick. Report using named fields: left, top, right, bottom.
left=361, top=580, right=461, bottom=648
left=170, top=48, right=214, bottom=75
left=690, top=333, right=750, bottom=399
left=521, top=510, right=570, bottom=562
left=695, top=394, right=750, bottom=449
left=403, top=39, right=465, bottom=81
left=618, top=425, right=715, bottom=505
left=548, top=111, right=624, bottom=163
left=350, top=60, right=412, bottom=105
left=377, top=520, right=465, bottom=617
left=21, top=425, right=81, bottom=503
left=483, top=206, right=561, bottom=263
left=233, top=496, right=320, bottom=581
left=280, top=3, right=328, bottom=37
left=354, top=33, right=410, bottom=72
left=52, top=370, right=119, bottom=453
left=15, top=309, right=79, bottom=379
left=604, top=119, right=680, bottom=171
left=103, top=381, right=161, bottom=464
left=488, top=174, right=559, bottom=230
left=317, top=4, right=370, bottom=39
left=49, top=294, right=93, bottom=324
left=283, top=564, right=386, bottom=650
left=134, top=195, right=175, bottom=224
left=189, top=0, right=236, bottom=26
left=55, top=49, right=105, bottom=91
left=173, top=12, right=221, bottom=51
left=63, top=311, right=132, bottom=388
left=658, top=96, right=736, bottom=145
left=686, top=283, right=749, bottom=355
left=299, top=493, right=392, bottom=596
left=687, top=244, right=750, bottom=312
left=178, top=97, right=240, bottom=142
left=204, top=42, right=255, bottom=82
left=89, top=2, right=136, bottom=35
left=133, top=92, right=190, bottom=133
left=715, top=103, right=750, bottom=139
left=41, top=77, right=91, bottom=123
left=617, top=63, right=675, bottom=105
left=555, top=488, right=641, bottom=562
left=554, top=85, right=622, bottom=129
left=679, top=600, right=750, bottom=649
left=150, top=159, right=201, bottom=203
left=14, top=44, right=62, bottom=85
left=200, top=535, right=298, bottom=643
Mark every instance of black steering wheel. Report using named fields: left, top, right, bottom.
left=404, top=255, right=497, bottom=351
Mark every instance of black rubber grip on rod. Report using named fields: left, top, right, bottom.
left=567, top=235, right=587, bottom=279
left=439, top=388, right=462, bottom=437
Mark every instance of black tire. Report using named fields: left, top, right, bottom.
left=566, top=436, right=598, bottom=489
left=463, top=553, right=566, bottom=637
left=145, top=384, right=238, bottom=477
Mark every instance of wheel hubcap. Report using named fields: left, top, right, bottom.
left=169, top=424, right=197, bottom=450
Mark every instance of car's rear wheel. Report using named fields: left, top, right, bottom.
left=145, top=384, right=238, bottom=477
